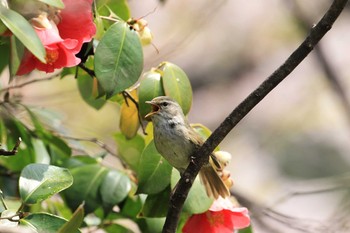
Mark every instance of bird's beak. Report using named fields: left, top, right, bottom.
left=145, top=100, right=160, bottom=121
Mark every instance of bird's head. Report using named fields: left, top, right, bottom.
left=145, top=96, right=184, bottom=121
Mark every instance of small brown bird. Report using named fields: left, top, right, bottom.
left=145, top=96, right=230, bottom=198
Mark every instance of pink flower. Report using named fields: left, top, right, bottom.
left=182, top=197, right=250, bottom=233
left=16, top=0, right=96, bottom=75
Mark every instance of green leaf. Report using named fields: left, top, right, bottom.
left=77, top=57, right=106, bottom=109
left=0, top=37, right=10, bottom=75
left=32, top=138, right=50, bottom=164
left=140, top=186, right=170, bottom=217
left=9, top=35, right=24, bottom=78
left=114, top=133, right=145, bottom=172
left=38, top=0, right=64, bottom=8
left=0, top=119, right=36, bottom=171
left=120, top=195, right=145, bottom=218
left=77, top=73, right=106, bottom=109
left=100, top=170, right=131, bottom=207
left=136, top=141, right=172, bottom=194
left=104, top=223, right=137, bottom=233
left=44, top=134, right=72, bottom=166
left=19, top=164, right=73, bottom=204
left=159, top=62, right=193, bottom=115
left=58, top=203, right=84, bottom=233
left=0, top=5, right=46, bottom=63
left=97, top=0, right=131, bottom=21
left=63, top=164, right=108, bottom=213
left=63, top=155, right=98, bottom=169
left=171, top=169, right=213, bottom=214
left=21, top=213, right=80, bottom=233
left=238, top=225, right=254, bottom=233
left=138, top=70, right=165, bottom=119
left=143, top=218, right=165, bottom=233
left=94, top=21, right=143, bottom=98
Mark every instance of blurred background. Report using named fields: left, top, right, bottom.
left=2, top=0, right=350, bottom=232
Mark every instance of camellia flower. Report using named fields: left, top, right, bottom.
left=16, top=0, right=96, bottom=75
left=182, top=197, right=250, bottom=233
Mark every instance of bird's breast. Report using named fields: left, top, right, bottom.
left=153, top=119, right=193, bottom=171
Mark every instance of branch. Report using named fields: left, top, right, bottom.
left=0, top=74, right=60, bottom=94
left=121, top=91, right=147, bottom=135
left=0, top=138, right=22, bottom=156
left=162, top=0, right=349, bottom=232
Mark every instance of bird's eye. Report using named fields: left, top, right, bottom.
left=161, top=102, right=168, bottom=107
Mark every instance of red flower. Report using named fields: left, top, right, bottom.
left=182, top=197, right=250, bottom=233
left=16, top=0, right=96, bottom=75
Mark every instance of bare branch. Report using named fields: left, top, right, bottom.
left=0, top=138, right=22, bottom=156
left=0, top=74, right=60, bottom=94
left=162, top=0, right=349, bottom=232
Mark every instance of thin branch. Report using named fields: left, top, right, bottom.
left=0, top=138, right=22, bottom=156
left=162, top=0, right=349, bottom=232
left=58, top=134, right=117, bottom=156
left=0, top=74, right=60, bottom=94
left=78, top=63, right=96, bottom=78
left=122, top=91, right=147, bottom=135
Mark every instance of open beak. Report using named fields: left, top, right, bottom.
left=145, top=101, right=160, bottom=121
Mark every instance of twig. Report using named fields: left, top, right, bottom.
left=122, top=91, right=147, bottom=135
left=57, top=134, right=132, bottom=169
left=78, top=63, right=96, bottom=78
left=0, top=138, right=22, bottom=156
left=162, top=0, right=349, bottom=232
left=0, top=74, right=60, bottom=94
left=58, top=134, right=116, bottom=156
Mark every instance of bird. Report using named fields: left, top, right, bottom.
left=145, top=96, right=230, bottom=199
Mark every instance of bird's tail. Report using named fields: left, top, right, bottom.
left=199, top=164, right=230, bottom=199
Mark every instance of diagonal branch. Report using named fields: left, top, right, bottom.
left=162, top=0, right=349, bottom=232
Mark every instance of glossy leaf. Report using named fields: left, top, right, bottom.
left=19, top=164, right=73, bottom=204
left=136, top=140, right=172, bottom=194
left=159, top=62, right=193, bottom=115
left=77, top=74, right=106, bottom=110
left=77, top=57, right=106, bottom=109
left=120, top=89, right=140, bottom=139
left=140, top=186, right=170, bottom=217
left=94, top=21, right=143, bottom=98
left=58, top=203, right=84, bottom=233
left=138, top=70, right=165, bottom=119
left=171, top=169, right=213, bottom=214
left=100, top=170, right=131, bottom=206
left=114, top=132, right=145, bottom=171
left=63, top=164, right=108, bottom=213
left=21, top=213, right=80, bottom=233
left=0, top=5, right=46, bottom=63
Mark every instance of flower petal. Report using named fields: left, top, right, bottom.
left=57, top=0, right=96, bottom=52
